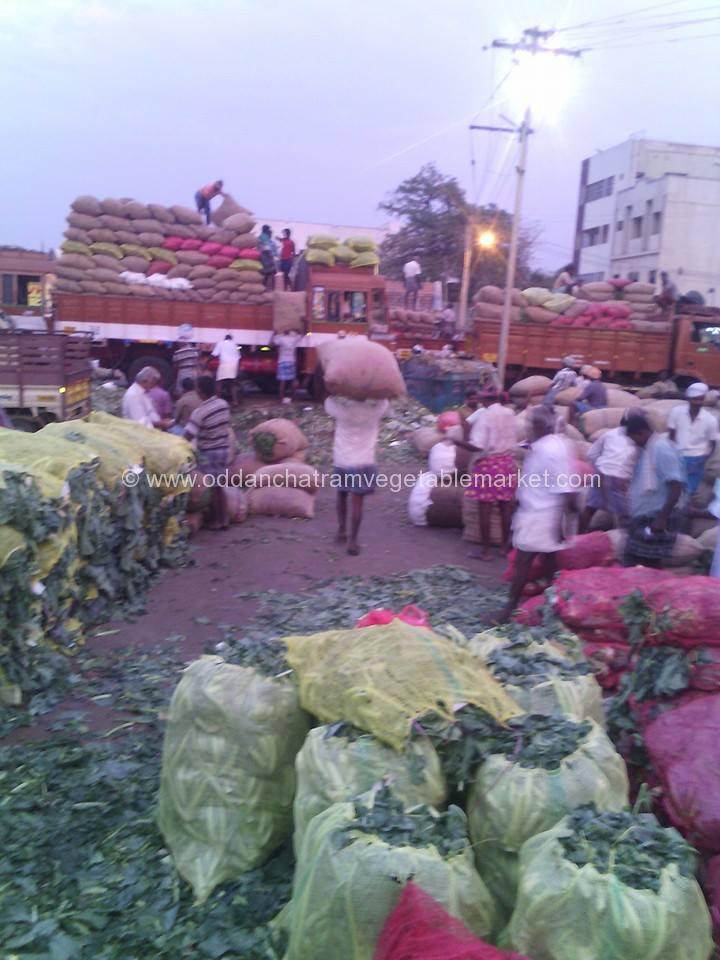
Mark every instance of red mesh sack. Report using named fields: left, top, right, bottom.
left=554, top=567, right=672, bottom=633
left=437, top=411, right=461, bottom=432
left=180, top=238, right=203, bottom=251
left=147, top=260, right=171, bottom=275
left=374, top=883, right=529, bottom=960
left=237, top=247, right=261, bottom=260
left=644, top=692, right=720, bottom=853
left=220, top=244, right=241, bottom=258
left=199, top=241, right=222, bottom=255
left=512, top=595, right=545, bottom=625
left=688, top=648, right=720, bottom=691
left=702, top=855, right=720, bottom=945
left=645, top=576, right=720, bottom=649
left=356, top=605, right=430, bottom=629
left=581, top=639, right=632, bottom=690
left=206, top=255, right=233, bottom=269
left=558, top=531, right=615, bottom=570
left=163, top=236, right=185, bottom=251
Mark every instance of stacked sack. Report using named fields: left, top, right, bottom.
left=472, top=286, right=528, bottom=323
left=305, top=234, right=380, bottom=269
left=0, top=413, right=192, bottom=706
left=55, top=194, right=272, bottom=306
left=388, top=307, right=437, bottom=337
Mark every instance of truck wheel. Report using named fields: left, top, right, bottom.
left=10, top=414, right=41, bottom=432
left=126, top=356, right=174, bottom=389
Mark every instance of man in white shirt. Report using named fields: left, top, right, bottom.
left=580, top=415, right=637, bottom=531
left=122, top=367, right=171, bottom=429
left=668, top=382, right=719, bottom=496
left=325, top=395, right=389, bottom=555
left=272, top=329, right=303, bottom=403
left=212, top=334, right=240, bottom=405
left=403, top=259, right=421, bottom=310
left=497, top=405, right=576, bottom=622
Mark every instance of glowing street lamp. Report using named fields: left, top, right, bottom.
left=476, top=229, right=497, bottom=250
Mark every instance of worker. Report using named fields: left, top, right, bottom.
left=439, top=303, right=456, bottom=339
left=571, top=366, right=607, bottom=423
left=272, top=328, right=302, bottom=403
left=171, top=377, right=202, bottom=434
left=496, top=405, right=576, bottom=622
left=624, top=411, right=685, bottom=567
left=184, top=375, right=232, bottom=530
left=212, top=334, right=240, bottom=405
left=122, top=367, right=172, bottom=429
left=403, top=259, right=422, bottom=311
left=543, top=355, right=581, bottom=408
left=148, top=379, right=173, bottom=421
left=278, top=228, right=296, bottom=292
left=458, top=388, right=481, bottom=435
left=173, top=334, right=201, bottom=395
left=552, top=263, right=577, bottom=294
left=655, top=271, right=679, bottom=311
left=194, top=180, right=225, bottom=225
left=258, top=225, right=279, bottom=291
left=579, top=411, right=637, bottom=532
left=668, top=382, right=719, bottom=496
left=325, top=394, right=389, bottom=556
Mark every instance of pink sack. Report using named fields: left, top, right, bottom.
left=237, top=247, right=261, bottom=260
left=554, top=567, right=673, bottom=633
left=147, top=260, right=171, bottom=275
left=220, top=245, right=241, bottom=259
left=206, top=255, right=233, bottom=269
left=199, top=241, right=222, bottom=255
left=180, top=238, right=203, bottom=251
left=356, top=604, right=430, bottom=629
left=606, top=301, right=631, bottom=319
left=646, top=576, right=720, bottom=649
left=163, top=236, right=185, bottom=251
left=609, top=276, right=631, bottom=289
left=437, top=411, right=461, bottom=432
left=513, top=595, right=545, bottom=625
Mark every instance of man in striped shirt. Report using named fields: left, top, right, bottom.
left=173, top=337, right=200, bottom=395
left=185, top=375, right=232, bottom=529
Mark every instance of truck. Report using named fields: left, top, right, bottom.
left=0, top=315, right=91, bottom=430
left=52, top=263, right=459, bottom=393
left=469, top=304, right=720, bottom=386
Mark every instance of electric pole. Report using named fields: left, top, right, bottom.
left=457, top=219, right=473, bottom=334
left=470, top=27, right=582, bottom=385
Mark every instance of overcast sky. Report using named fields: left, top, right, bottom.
left=3, top=0, right=720, bottom=269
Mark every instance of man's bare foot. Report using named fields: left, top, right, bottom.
left=488, top=605, right=513, bottom=626
left=335, top=531, right=347, bottom=544
left=347, top=542, right=360, bottom=556
left=468, top=546, right=493, bottom=561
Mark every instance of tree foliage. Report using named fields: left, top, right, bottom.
left=379, top=163, right=536, bottom=297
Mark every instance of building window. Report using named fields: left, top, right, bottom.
left=582, top=226, right=610, bottom=247
left=584, top=176, right=614, bottom=203
left=579, top=272, right=605, bottom=282
left=652, top=211, right=662, bottom=234
left=648, top=270, right=657, bottom=284
left=616, top=221, right=623, bottom=231
left=628, top=271, right=640, bottom=281
left=1, top=274, right=14, bottom=305
left=632, top=216, right=643, bottom=239
left=601, top=225, right=609, bottom=243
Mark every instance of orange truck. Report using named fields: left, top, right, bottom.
left=469, top=304, right=720, bottom=386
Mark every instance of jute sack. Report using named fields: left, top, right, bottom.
left=524, top=305, right=557, bottom=324
left=189, top=265, right=215, bottom=280
left=170, top=205, right=203, bottom=226
left=87, top=228, right=117, bottom=244
left=79, top=280, right=107, bottom=294
left=115, top=229, right=139, bottom=245
left=228, top=453, right=265, bottom=485
left=130, top=218, right=165, bottom=235
left=273, top=291, right=306, bottom=333
left=68, top=212, right=101, bottom=230
left=148, top=203, right=176, bottom=224
left=221, top=212, right=256, bottom=234
left=192, top=278, right=215, bottom=290
left=664, top=533, right=705, bottom=568
left=234, top=269, right=265, bottom=284
left=164, top=223, right=196, bottom=239
left=208, top=228, right=235, bottom=245
left=58, top=253, right=94, bottom=270
left=122, top=201, right=151, bottom=220
left=137, top=231, right=165, bottom=247
left=175, top=250, right=209, bottom=266
left=252, top=462, right=320, bottom=492
left=565, top=299, right=590, bottom=319
left=580, top=281, right=613, bottom=297
left=426, top=485, right=463, bottom=528
left=223, top=488, right=249, bottom=524
left=210, top=194, right=252, bottom=227
left=319, top=338, right=406, bottom=400
left=698, top=526, right=719, bottom=553
left=247, top=487, right=315, bottom=519
left=580, top=407, right=626, bottom=435
left=240, top=283, right=267, bottom=295
left=100, top=198, right=126, bottom=217
left=232, top=232, right=257, bottom=249
left=120, top=256, right=150, bottom=273
left=478, top=285, right=505, bottom=305
left=54, top=278, right=82, bottom=293
left=64, top=227, right=92, bottom=244
left=641, top=399, right=683, bottom=433
left=509, top=375, right=552, bottom=398
left=105, top=282, right=130, bottom=296
left=250, top=418, right=309, bottom=463
left=55, top=265, right=85, bottom=282
left=473, top=302, right=521, bottom=322
left=555, top=387, right=582, bottom=406
left=71, top=195, right=102, bottom=216
left=90, top=268, right=122, bottom=284
left=625, top=282, right=656, bottom=296
left=216, top=279, right=244, bottom=292
left=101, top=214, right=131, bottom=231
left=605, top=388, right=637, bottom=409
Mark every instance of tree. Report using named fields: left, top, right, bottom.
left=378, top=163, right=535, bottom=299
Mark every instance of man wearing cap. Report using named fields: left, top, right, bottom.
left=668, top=382, right=718, bottom=495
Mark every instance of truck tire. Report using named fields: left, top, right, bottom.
left=126, top=355, right=174, bottom=389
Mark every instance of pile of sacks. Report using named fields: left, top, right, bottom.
left=0, top=413, right=192, bottom=706
left=388, top=307, right=438, bottom=337
left=155, top=607, right=715, bottom=958
left=54, top=194, right=271, bottom=306
left=304, top=234, right=380, bottom=269
left=472, top=282, right=667, bottom=332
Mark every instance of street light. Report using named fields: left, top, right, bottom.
left=476, top=229, right=497, bottom=250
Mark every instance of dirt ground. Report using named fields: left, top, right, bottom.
left=8, top=459, right=507, bottom=743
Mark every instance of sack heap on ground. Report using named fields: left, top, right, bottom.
left=55, top=194, right=272, bottom=306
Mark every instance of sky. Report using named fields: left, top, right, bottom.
left=2, top=0, right=720, bottom=270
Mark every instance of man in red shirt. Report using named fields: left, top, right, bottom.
left=279, top=228, right=296, bottom=291
left=194, top=180, right=225, bottom=224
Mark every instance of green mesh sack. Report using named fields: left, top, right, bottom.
left=293, top=724, right=447, bottom=853
left=506, top=806, right=713, bottom=960
left=147, top=247, right=177, bottom=265
left=307, top=234, right=339, bottom=250
left=330, top=244, right=355, bottom=263
left=60, top=239, right=92, bottom=256
left=89, top=242, right=123, bottom=259
left=229, top=258, right=262, bottom=271
left=346, top=236, right=377, bottom=252
left=468, top=627, right=604, bottom=725
left=350, top=251, right=380, bottom=268
left=305, top=248, right=335, bottom=267
left=284, top=621, right=521, bottom=750
left=157, top=656, right=310, bottom=903
left=467, top=716, right=629, bottom=921
left=120, top=243, right=151, bottom=261
left=285, top=788, right=496, bottom=960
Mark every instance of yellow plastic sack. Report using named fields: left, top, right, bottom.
left=88, top=412, right=193, bottom=487
left=284, top=621, right=521, bottom=750
left=40, top=421, right=144, bottom=489
left=0, top=433, right=97, bottom=500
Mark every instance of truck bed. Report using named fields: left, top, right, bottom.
left=471, top=320, right=671, bottom=379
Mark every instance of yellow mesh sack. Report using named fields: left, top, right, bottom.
left=88, top=412, right=193, bottom=486
left=284, top=621, right=522, bottom=750
left=0, top=434, right=97, bottom=499
left=40, top=421, right=145, bottom=488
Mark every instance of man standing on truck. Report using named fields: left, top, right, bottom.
left=278, top=228, right=296, bottom=291
left=212, top=334, right=240, bottom=405
left=403, top=259, right=421, bottom=310
left=668, top=382, right=719, bottom=496
left=194, top=180, right=225, bottom=225
left=258, top=225, right=279, bottom=291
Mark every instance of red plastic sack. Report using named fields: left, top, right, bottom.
left=180, top=238, right=203, bottom=251
left=512, top=595, right=545, bottom=625
left=554, top=567, right=672, bottom=633
left=582, top=639, right=632, bottom=690
left=689, top=648, right=720, bottom=691
left=206, top=255, right=233, bottom=269
left=437, top=411, right=461, bottom=432
left=147, top=260, right=171, bottom=275
left=199, top=241, right=222, bottom=255
left=644, top=692, right=720, bottom=853
left=220, top=244, right=240, bottom=259
left=374, top=883, right=529, bottom=960
left=237, top=247, right=260, bottom=260
left=645, top=577, right=720, bottom=649
left=559, top=532, right=615, bottom=570
left=163, top=236, right=185, bottom=251
left=356, top=604, right=430, bottom=629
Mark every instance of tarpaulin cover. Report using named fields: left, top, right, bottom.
left=374, top=883, right=529, bottom=960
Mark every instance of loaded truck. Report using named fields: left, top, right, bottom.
left=469, top=303, right=720, bottom=386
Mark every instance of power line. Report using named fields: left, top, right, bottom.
left=587, top=26, right=720, bottom=51
left=554, top=0, right=698, bottom=34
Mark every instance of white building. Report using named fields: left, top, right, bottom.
left=574, top=138, right=720, bottom=296
left=256, top=218, right=388, bottom=252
